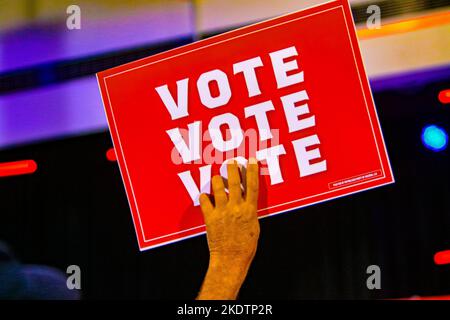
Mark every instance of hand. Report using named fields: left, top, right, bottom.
left=197, top=158, right=260, bottom=300
left=200, top=158, right=260, bottom=261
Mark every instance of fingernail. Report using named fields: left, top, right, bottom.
left=249, top=157, right=257, bottom=164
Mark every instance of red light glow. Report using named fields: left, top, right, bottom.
left=438, top=90, right=450, bottom=104
left=0, top=160, right=37, bottom=177
left=434, top=250, right=450, bottom=265
left=106, top=148, right=117, bottom=162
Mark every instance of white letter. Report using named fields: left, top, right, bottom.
left=366, top=265, right=381, bottom=289
left=367, top=5, right=381, bottom=30
left=244, top=101, right=275, bottom=141
left=66, top=5, right=81, bottom=30
left=197, top=69, right=231, bottom=109
left=66, top=265, right=81, bottom=290
left=166, top=121, right=201, bottom=163
left=281, top=90, right=315, bottom=133
left=155, top=78, right=189, bottom=120
left=269, top=46, right=304, bottom=89
left=256, top=145, right=286, bottom=185
left=292, top=135, right=327, bottom=177
left=178, top=165, right=211, bottom=206
left=208, top=113, right=243, bottom=152
left=233, top=57, right=264, bottom=97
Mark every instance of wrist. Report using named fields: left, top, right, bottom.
left=208, top=254, right=252, bottom=281
left=197, top=252, right=254, bottom=300
left=210, top=251, right=253, bottom=267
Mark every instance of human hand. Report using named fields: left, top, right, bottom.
left=199, top=158, right=260, bottom=262
left=197, top=157, right=260, bottom=300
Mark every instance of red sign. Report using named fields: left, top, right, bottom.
left=97, top=0, right=394, bottom=251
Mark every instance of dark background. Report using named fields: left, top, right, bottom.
left=0, top=70, right=448, bottom=299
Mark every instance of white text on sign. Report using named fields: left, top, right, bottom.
left=156, top=46, right=327, bottom=205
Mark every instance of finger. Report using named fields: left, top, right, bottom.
left=199, top=193, right=213, bottom=215
left=245, top=157, right=259, bottom=207
left=212, top=175, right=227, bottom=208
left=227, top=160, right=242, bottom=203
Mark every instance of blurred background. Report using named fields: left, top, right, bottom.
left=0, top=0, right=449, bottom=299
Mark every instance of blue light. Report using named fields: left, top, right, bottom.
left=422, top=125, right=448, bottom=152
